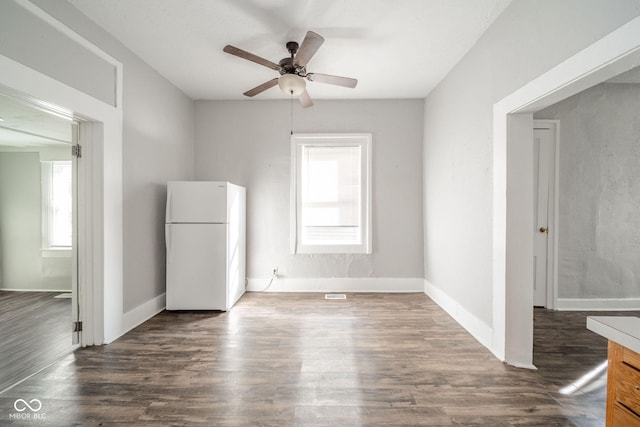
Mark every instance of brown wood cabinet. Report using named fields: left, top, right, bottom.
left=607, top=340, right=640, bottom=426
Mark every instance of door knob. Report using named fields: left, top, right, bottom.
left=539, top=227, right=549, bottom=234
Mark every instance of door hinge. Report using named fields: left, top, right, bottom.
left=72, top=144, right=82, bottom=158
left=72, top=321, right=83, bottom=332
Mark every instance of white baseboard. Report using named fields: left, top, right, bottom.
left=423, top=279, right=494, bottom=354
left=0, top=288, right=72, bottom=292
left=247, top=277, right=424, bottom=293
left=557, top=298, right=640, bottom=311
left=122, top=292, right=166, bottom=334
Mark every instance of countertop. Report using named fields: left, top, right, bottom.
left=587, top=316, right=640, bottom=354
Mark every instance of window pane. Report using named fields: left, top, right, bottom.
left=304, top=154, right=338, bottom=203
left=300, top=145, right=361, bottom=245
left=50, top=162, right=72, bottom=247
left=302, top=225, right=359, bottom=244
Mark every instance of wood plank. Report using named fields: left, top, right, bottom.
left=0, top=290, right=73, bottom=392
left=0, top=293, right=638, bottom=425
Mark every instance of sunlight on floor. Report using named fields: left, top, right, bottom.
left=559, top=360, right=608, bottom=395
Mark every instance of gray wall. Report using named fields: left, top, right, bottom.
left=0, top=152, right=43, bottom=290
left=0, top=148, right=72, bottom=291
left=0, top=0, right=116, bottom=106
left=535, top=82, right=640, bottom=299
left=118, top=46, right=195, bottom=312
left=423, top=0, right=640, bottom=326
left=195, top=99, right=424, bottom=282
left=5, top=0, right=197, bottom=312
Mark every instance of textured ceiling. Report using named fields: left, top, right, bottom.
left=68, top=0, right=513, bottom=101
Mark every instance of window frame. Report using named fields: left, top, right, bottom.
left=41, top=159, right=73, bottom=253
left=290, top=133, right=372, bottom=254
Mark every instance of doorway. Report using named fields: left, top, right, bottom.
left=0, top=93, right=80, bottom=392
left=533, top=121, right=557, bottom=309
left=493, top=16, right=640, bottom=368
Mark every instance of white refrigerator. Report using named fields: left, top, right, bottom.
left=165, top=181, right=246, bottom=310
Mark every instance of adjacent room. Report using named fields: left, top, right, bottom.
left=0, top=93, right=77, bottom=393
left=1, top=0, right=640, bottom=425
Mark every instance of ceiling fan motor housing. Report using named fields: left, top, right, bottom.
left=278, top=57, right=306, bottom=76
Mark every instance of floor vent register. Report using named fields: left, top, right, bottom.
left=324, top=294, right=347, bottom=300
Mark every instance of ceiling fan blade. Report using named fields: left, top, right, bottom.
left=243, top=78, right=279, bottom=97
left=223, top=45, right=282, bottom=71
left=299, top=89, right=313, bottom=108
left=307, top=73, right=358, bottom=88
left=294, top=31, right=324, bottom=67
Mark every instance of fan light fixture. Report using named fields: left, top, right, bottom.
left=278, top=74, right=306, bottom=96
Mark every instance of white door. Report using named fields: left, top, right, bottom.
left=166, top=223, right=227, bottom=310
left=533, top=125, right=555, bottom=307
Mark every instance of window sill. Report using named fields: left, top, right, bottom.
left=42, top=248, right=72, bottom=258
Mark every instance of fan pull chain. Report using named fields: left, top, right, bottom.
left=290, top=90, right=294, bottom=135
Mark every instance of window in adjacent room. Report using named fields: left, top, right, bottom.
left=291, top=133, right=371, bottom=254
left=41, top=160, right=72, bottom=250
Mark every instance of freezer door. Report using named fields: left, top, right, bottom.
left=166, top=181, right=228, bottom=223
left=166, top=223, right=227, bottom=310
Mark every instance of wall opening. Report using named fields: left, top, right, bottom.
left=493, top=16, right=640, bottom=368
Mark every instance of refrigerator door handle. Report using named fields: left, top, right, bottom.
left=166, top=191, right=172, bottom=223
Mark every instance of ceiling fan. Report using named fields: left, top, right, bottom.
left=223, top=31, right=358, bottom=108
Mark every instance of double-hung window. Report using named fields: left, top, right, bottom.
left=41, top=160, right=73, bottom=250
left=291, top=133, right=371, bottom=254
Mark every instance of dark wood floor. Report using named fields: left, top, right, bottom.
left=0, top=292, right=637, bottom=426
left=0, top=291, right=73, bottom=393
